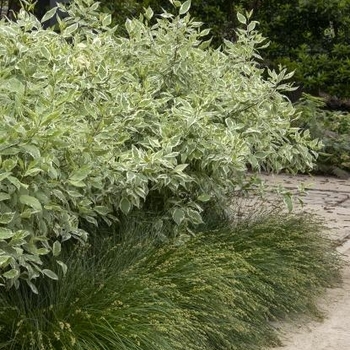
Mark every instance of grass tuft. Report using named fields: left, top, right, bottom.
left=0, top=210, right=342, bottom=350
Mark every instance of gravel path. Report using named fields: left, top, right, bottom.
left=261, top=174, right=350, bottom=350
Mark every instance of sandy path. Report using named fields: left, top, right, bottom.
left=260, top=174, right=350, bottom=350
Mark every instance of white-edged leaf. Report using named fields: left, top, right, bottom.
left=56, top=260, right=68, bottom=276
left=26, top=280, right=39, bottom=294
left=174, top=164, right=188, bottom=173
left=41, top=7, right=57, bottom=23
left=0, top=212, right=15, bottom=225
left=20, top=195, right=42, bottom=211
left=21, top=144, right=41, bottom=159
left=52, top=241, right=61, bottom=257
left=94, top=206, right=111, bottom=216
left=199, top=39, right=212, bottom=50
left=24, top=168, right=43, bottom=177
left=102, top=13, right=112, bottom=26
left=144, top=7, right=154, bottom=20
left=179, top=0, right=191, bottom=15
left=0, top=192, right=10, bottom=202
left=37, top=248, right=50, bottom=255
left=0, top=228, right=15, bottom=240
left=197, top=194, right=211, bottom=202
left=187, top=209, right=203, bottom=224
left=3, top=268, right=19, bottom=279
left=247, top=21, right=256, bottom=32
left=42, top=269, right=59, bottom=280
left=68, top=180, right=86, bottom=188
left=237, top=12, right=247, bottom=25
left=69, top=167, right=91, bottom=182
left=64, top=22, right=79, bottom=36
left=0, top=256, right=11, bottom=268
left=8, top=176, right=24, bottom=189
left=40, top=46, right=51, bottom=60
left=0, top=172, right=11, bottom=182
left=125, top=18, right=134, bottom=34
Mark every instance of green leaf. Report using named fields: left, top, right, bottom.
left=173, top=1, right=182, bottom=8
left=197, top=194, right=211, bottom=202
left=2, top=159, right=17, bottom=171
left=69, top=167, right=91, bottom=182
left=0, top=227, right=15, bottom=240
left=0, top=147, right=20, bottom=156
left=66, top=190, right=83, bottom=198
left=0, top=212, right=15, bottom=225
left=179, top=0, right=191, bottom=15
left=172, top=208, right=185, bottom=225
left=52, top=241, right=61, bottom=257
left=57, top=260, right=68, bottom=276
left=144, top=7, right=154, bottom=21
left=3, top=269, right=19, bottom=279
left=284, top=194, right=293, bottom=212
left=199, top=39, right=212, bottom=50
left=20, top=195, right=42, bottom=211
left=1, top=78, right=24, bottom=94
left=0, top=172, right=11, bottom=182
left=52, top=189, right=67, bottom=203
left=119, top=197, right=132, bottom=214
left=0, top=256, right=11, bottom=268
left=21, top=144, right=41, bottom=159
left=0, top=192, right=11, bottom=202
left=24, top=168, right=43, bottom=177
left=42, top=269, right=59, bottom=280
left=9, top=230, right=30, bottom=245
left=8, top=176, right=24, bottom=190
left=20, top=209, right=35, bottom=219
left=37, top=248, right=50, bottom=255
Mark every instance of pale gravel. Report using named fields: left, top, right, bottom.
left=260, top=174, right=350, bottom=350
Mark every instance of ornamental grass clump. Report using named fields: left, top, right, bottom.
left=0, top=208, right=341, bottom=350
left=0, top=0, right=321, bottom=289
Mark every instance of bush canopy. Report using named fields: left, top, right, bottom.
left=0, top=0, right=319, bottom=290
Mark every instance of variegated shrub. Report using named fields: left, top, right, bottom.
left=0, top=0, right=320, bottom=290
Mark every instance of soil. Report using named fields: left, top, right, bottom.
left=261, top=174, right=350, bottom=350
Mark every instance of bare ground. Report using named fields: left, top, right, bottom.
left=261, top=174, right=350, bottom=350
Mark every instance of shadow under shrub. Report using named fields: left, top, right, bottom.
left=0, top=211, right=341, bottom=350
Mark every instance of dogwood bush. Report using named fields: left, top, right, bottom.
left=0, top=0, right=320, bottom=290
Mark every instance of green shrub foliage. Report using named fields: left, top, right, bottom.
left=0, top=0, right=319, bottom=290
left=251, top=0, right=350, bottom=98
left=101, top=0, right=350, bottom=98
left=295, top=94, right=350, bottom=177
